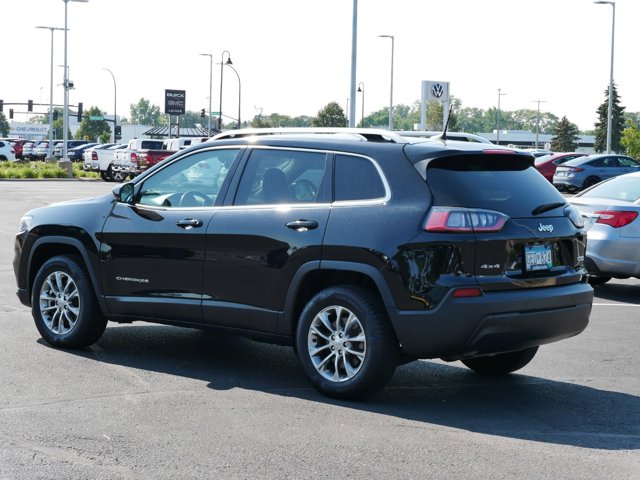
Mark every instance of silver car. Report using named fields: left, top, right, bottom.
left=569, top=171, right=640, bottom=285
left=553, top=154, right=640, bottom=192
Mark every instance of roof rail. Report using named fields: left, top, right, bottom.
left=208, top=127, right=408, bottom=144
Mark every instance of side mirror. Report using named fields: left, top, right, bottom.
left=112, top=183, right=135, bottom=204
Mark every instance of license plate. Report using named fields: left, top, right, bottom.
left=525, top=244, right=553, bottom=271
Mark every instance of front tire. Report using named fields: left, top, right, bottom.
left=461, top=347, right=538, bottom=375
left=31, top=255, right=107, bottom=349
left=295, top=286, right=399, bottom=400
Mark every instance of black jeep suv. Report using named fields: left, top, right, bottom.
left=13, top=129, right=593, bottom=399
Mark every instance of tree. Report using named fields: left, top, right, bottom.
left=594, top=84, right=626, bottom=153
left=621, top=119, right=640, bottom=160
left=74, top=106, right=111, bottom=142
left=550, top=116, right=580, bottom=152
left=312, top=102, right=347, bottom=127
left=0, top=112, right=9, bottom=137
left=130, top=98, right=166, bottom=126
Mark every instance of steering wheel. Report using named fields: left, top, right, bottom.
left=179, top=190, right=212, bottom=207
left=292, top=179, right=318, bottom=201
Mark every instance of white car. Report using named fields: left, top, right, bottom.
left=0, top=140, right=17, bottom=161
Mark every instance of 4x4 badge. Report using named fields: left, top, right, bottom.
left=538, top=223, right=554, bottom=233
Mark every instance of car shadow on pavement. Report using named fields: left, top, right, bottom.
left=593, top=281, right=640, bottom=306
left=56, top=323, right=640, bottom=452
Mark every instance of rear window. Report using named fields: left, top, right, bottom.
left=578, top=175, right=640, bottom=202
left=425, top=155, right=565, bottom=218
left=141, top=141, right=164, bottom=150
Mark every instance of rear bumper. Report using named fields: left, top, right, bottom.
left=388, top=282, right=593, bottom=359
left=585, top=233, right=640, bottom=278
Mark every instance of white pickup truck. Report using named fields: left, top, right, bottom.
left=110, top=139, right=166, bottom=180
left=82, top=143, right=127, bottom=181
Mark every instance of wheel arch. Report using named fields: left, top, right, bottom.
left=279, top=260, right=396, bottom=337
left=26, top=237, right=107, bottom=312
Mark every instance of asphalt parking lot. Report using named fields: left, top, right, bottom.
left=0, top=180, right=638, bottom=479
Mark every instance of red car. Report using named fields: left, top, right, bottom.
left=9, top=139, right=31, bottom=161
left=535, top=152, right=587, bottom=182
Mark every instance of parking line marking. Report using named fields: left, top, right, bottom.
left=592, top=302, right=640, bottom=307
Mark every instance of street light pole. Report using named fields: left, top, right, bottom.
left=496, top=88, right=507, bottom=145
left=357, top=82, right=365, bottom=127
left=218, top=50, right=231, bottom=131
left=378, top=35, right=395, bottom=131
left=35, top=25, right=64, bottom=159
left=103, top=68, right=116, bottom=143
left=595, top=0, right=616, bottom=153
left=62, top=0, right=88, bottom=161
left=199, top=53, right=213, bottom=135
left=532, top=99, right=546, bottom=149
left=224, top=63, right=241, bottom=129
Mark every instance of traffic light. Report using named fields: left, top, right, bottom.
left=0, top=100, right=3, bottom=112
left=77, top=102, right=83, bottom=122
left=9, top=109, right=13, bottom=119
left=27, top=99, right=33, bottom=112
left=115, top=125, right=122, bottom=139
left=200, top=108, right=206, bottom=118
left=53, top=110, right=59, bottom=121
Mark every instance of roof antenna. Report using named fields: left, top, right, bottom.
left=440, top=103, right=454, bottom=141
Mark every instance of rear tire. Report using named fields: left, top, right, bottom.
left=31, top=255, right=107, bottom=349
left=295, top=286, right=399, bottom=399
left=588, top=275, right=611, bottom=286
left=583, top=176, right=601, bottom=189
left=461, top=347, right=538, bottom=374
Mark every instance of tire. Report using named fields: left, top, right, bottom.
left=111, top=169, right=126, bottom=182
left=31, top=255, right=107, bottom=349
left=588, top=275, right=611, bottom=286
left=461, top=346, right=538, bottom=375
left=100, top=170, right=111, bottom=181
left=295, top=286, right=399, bottom=400
left=583, top=176, right=601, bottom=189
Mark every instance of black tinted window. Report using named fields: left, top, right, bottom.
left=334, top=154, right=386, bottom=201
left=426, top=155, right=565, bottom=218
left=234, top=149, right=329, bottom=205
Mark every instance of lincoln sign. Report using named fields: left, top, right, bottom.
left=165, top=89, right=186, bottom=115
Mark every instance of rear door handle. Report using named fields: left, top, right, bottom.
left=176, top=218, right=203, bottom=229
left=286, top=220, right=319, bottom=231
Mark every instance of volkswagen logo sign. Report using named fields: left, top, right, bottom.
left=431, top=83, right=444, bottom=99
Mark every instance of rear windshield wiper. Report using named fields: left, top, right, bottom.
left=531, top=201, right=565, bottom=216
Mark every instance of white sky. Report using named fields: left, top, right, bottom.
left=2, top=0, right=637, bottom=131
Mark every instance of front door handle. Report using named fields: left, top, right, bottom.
left=286, top=220, right=319, bottom=231
left=176, top=218, right=203, bottom=229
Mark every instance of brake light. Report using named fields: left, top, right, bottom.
left=482, top=149, right=517, bottom=154
left=563, top=166, right=584, bottom=173
left=131, top=152, right=138, bottom=161
left=91, top=151, right=97, bottom=160
left=595, top=210, right=638, bottom=228
left=424, top=207, right=509, bottom=233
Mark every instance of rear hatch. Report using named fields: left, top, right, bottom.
left=421, top=153, right=587, bottom=292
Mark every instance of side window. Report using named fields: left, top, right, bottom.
left=137, top=148, right=239, bottom=208
left=619, top=157, right=640, bottom=167
left=334, top=154, right=386, bottom=201
left=234, top=149, right=329, bottom=205
left=589, top=158, right=606, bottom=167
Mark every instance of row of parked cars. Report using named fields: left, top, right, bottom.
left=533, top=151, right=640, bottom=192
left=0, top=138, right=95, bottom=162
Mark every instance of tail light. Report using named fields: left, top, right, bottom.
left=91, top=151, right=97, bottom=160
left=563, top=166, right=584, bottom=173
left=595, top=210, right=638, bottom=228
left=424, top=207, right=509, bottom=233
